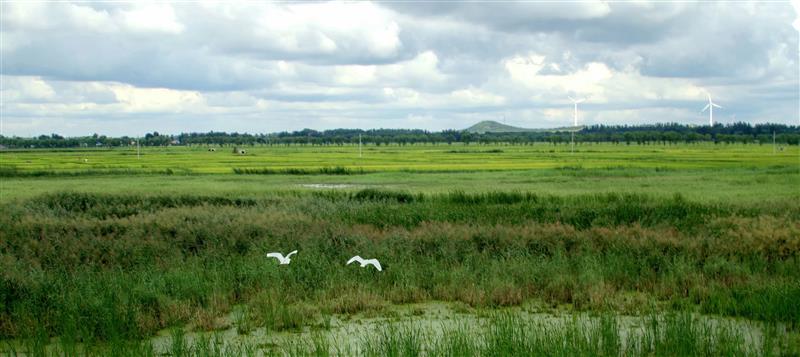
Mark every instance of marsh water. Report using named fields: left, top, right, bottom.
left=2, top=301, right=790, bottom=356
left=97, top=303, right=792, bottom=355
left=299, top=184, right=362, bottom=189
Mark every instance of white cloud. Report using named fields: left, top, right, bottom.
left=450, top=87, right=506, bottom=106
left=0, top=1, right=796, bottom=135
left=380, top=51, right=446, bottom=86
left=2, top=2, right=184, bottom=34
left=2, top=76, right=208, bottom=117
left=504, top=53, right=706, bottom=106
left=334, top=66, right=378, bottom=86
left=3, top=76, right=56, bottom=101
left=110, top=85, right=203, bottom=113
left=383, top=87, right=421, bottom=105
left=197, top=2, right=402, bottom=62
left=118, top=3, right=184, bottom=34
left=793, top=0, right=800, bottom=30
left=506, top=54, right=613, bottom=97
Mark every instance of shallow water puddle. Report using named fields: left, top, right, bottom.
left=300, top=184, right=361, bottom=189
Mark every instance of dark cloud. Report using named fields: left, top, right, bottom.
left=0, top=1, right=797, bottom=136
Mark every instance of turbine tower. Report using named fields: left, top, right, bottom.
left=701, top=93, right=722, bottom=126
left=568, top=96, right=585, bottom=127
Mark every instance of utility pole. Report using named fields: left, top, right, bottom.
left=571, top=131, right=575, bottom=154
left=773, top=131, right=776, bottom=154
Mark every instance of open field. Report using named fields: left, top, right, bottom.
left=1, top=143, right=799, bottom=356
left=2, top=143, right=799, bottom=203
left=2, top=165, right=798, bottom=204
left=2, top=143, right=797, bottom=174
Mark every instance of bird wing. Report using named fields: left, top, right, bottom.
left=266, top=252, right=284, bottom=261
left=701, top=104, right=710, bottom=112
left=286, top=250, right=298, bottom=258
left=347, top=256, right=362, bottom=265
left=366, top=259, right=382, bottom=271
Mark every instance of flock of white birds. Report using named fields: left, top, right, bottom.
left=266, top=250, right=382, bottom=271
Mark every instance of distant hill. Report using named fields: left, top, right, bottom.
left=465, top=120, right=583, bottom=134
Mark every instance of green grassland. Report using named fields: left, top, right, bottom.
left=1, top=142, right=797, bottom=174
left=1, top=143, right=798, bottom=203
left=1, top=143, right=799, bottom=356
left=3, top=165, right=798, bottom=204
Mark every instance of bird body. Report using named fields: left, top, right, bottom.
left=347, top=255, right=382, bottom=271
left=267, top=250, right=297, bottom=265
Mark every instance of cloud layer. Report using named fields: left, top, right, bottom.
left=2, top=2, right=797, bottom=136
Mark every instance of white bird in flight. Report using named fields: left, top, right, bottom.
left=267, top=250, right=297, bottom=265
left=347, top=256, right=382, bottom=271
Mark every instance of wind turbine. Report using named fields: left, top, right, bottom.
left=568, top=96, right=585, bottom=127
left=701, top=93, right=722, bottom=126
left=567, top=96, right=585, bottom=154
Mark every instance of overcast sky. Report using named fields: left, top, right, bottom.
left=2, top=1, right=799, bottom=136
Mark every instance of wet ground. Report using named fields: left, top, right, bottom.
left=2, top=301, right=786, bottom=356
left=147, top=302, right=772, bottom=356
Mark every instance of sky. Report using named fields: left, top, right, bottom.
left=1, top=1, right=799, bottom=137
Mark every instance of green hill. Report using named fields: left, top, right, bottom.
left=465, top=120, right=582, bottom=134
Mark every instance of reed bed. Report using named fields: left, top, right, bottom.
left=1, top=190, right=798, bottom=348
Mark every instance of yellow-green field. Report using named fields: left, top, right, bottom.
left=2, top=142, right=796, bottom=173
left=1, top=143, right=798, bottom=203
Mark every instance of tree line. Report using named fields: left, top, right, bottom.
left=1, top=123, right=797, bottom=149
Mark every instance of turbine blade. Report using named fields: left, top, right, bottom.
left=712, top=103, right=722, bottom=108
left=701, top=104, right=710, bottom=112
left=568, top=96, right=576, bottom=102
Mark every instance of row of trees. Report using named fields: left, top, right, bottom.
left=1, top=123, right=798, bottom=149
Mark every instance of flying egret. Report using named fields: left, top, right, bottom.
left=267, top=250, right=297, bottom=265
left=347, top=256, right=382, bottom=271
